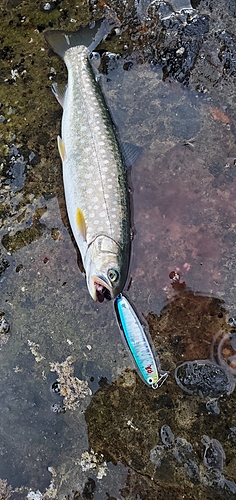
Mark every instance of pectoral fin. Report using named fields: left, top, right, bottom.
left=57, top=135, right=66, bottom=162
left=76, top=208, right=87, bottom=241
left=121, top=142, right=142, bottom=168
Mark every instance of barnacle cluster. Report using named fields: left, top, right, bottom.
left=0, top=478, right=12, bottom=499
left=28, top=340, right=45, bottom=363
left=50, top=356, right=92, bottom=410
left=80, top=449, right=107, bottom=480
left=0, top=312, right=10, bottom=346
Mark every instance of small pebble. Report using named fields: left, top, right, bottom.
left=160, top=424, right=175, bottom=448
left=150, top=445, right=165, bottom=466
left=0, top=313, right=10, bottom=334
left=201, top=435, right=225, bottom=471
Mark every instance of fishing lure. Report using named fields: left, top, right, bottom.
left=114, top=294, right=168, bottom=389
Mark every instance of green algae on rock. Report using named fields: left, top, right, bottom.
left=1, top=207, right=47, bottom=253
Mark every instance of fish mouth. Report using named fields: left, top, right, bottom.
left=91, top=275, right=112, bottom=302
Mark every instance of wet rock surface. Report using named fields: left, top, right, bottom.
left=0, top=0, right=236, bottom=498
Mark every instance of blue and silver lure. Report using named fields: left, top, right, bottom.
left=114, top=294, right=169, bottom=389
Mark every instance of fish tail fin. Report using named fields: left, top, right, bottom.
left=44, top=18, right=114, bottom=60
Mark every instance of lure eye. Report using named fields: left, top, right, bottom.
left=108, top=268, right=119, bottom=283
left=147, top=377, right=154, bottom=384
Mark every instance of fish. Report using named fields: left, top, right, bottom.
left=114, top=294, right=169, bottom=388
left=44, top=19, right=131, bottom=302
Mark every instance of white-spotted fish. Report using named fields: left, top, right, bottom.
left=114, top=294, right=169, bottom=388
left=44, top=19, right=130, bottom=301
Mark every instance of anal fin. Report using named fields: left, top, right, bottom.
left=52, top=82, right=67, bottom=107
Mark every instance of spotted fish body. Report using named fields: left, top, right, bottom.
left=44, top=20, right=130, bottom=301
left=115, top=294, right=169, bottom=388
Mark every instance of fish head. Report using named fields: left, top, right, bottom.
left=84, top=235, right=128, bottom=302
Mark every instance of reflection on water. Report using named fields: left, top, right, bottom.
left=0, top=0, right=236, bottom=497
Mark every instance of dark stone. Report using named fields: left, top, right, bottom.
left=183, top=16, right=209, bottom=37
left=175, top=360, right=235, bottom=399
left=82, top=477, right=96, bottom=499
left=0, top=257, right=10, bottom=275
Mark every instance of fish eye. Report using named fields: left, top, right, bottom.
left=147, top=377, right=153, bottom=384
left=108, top=268, right=119, bottom=283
